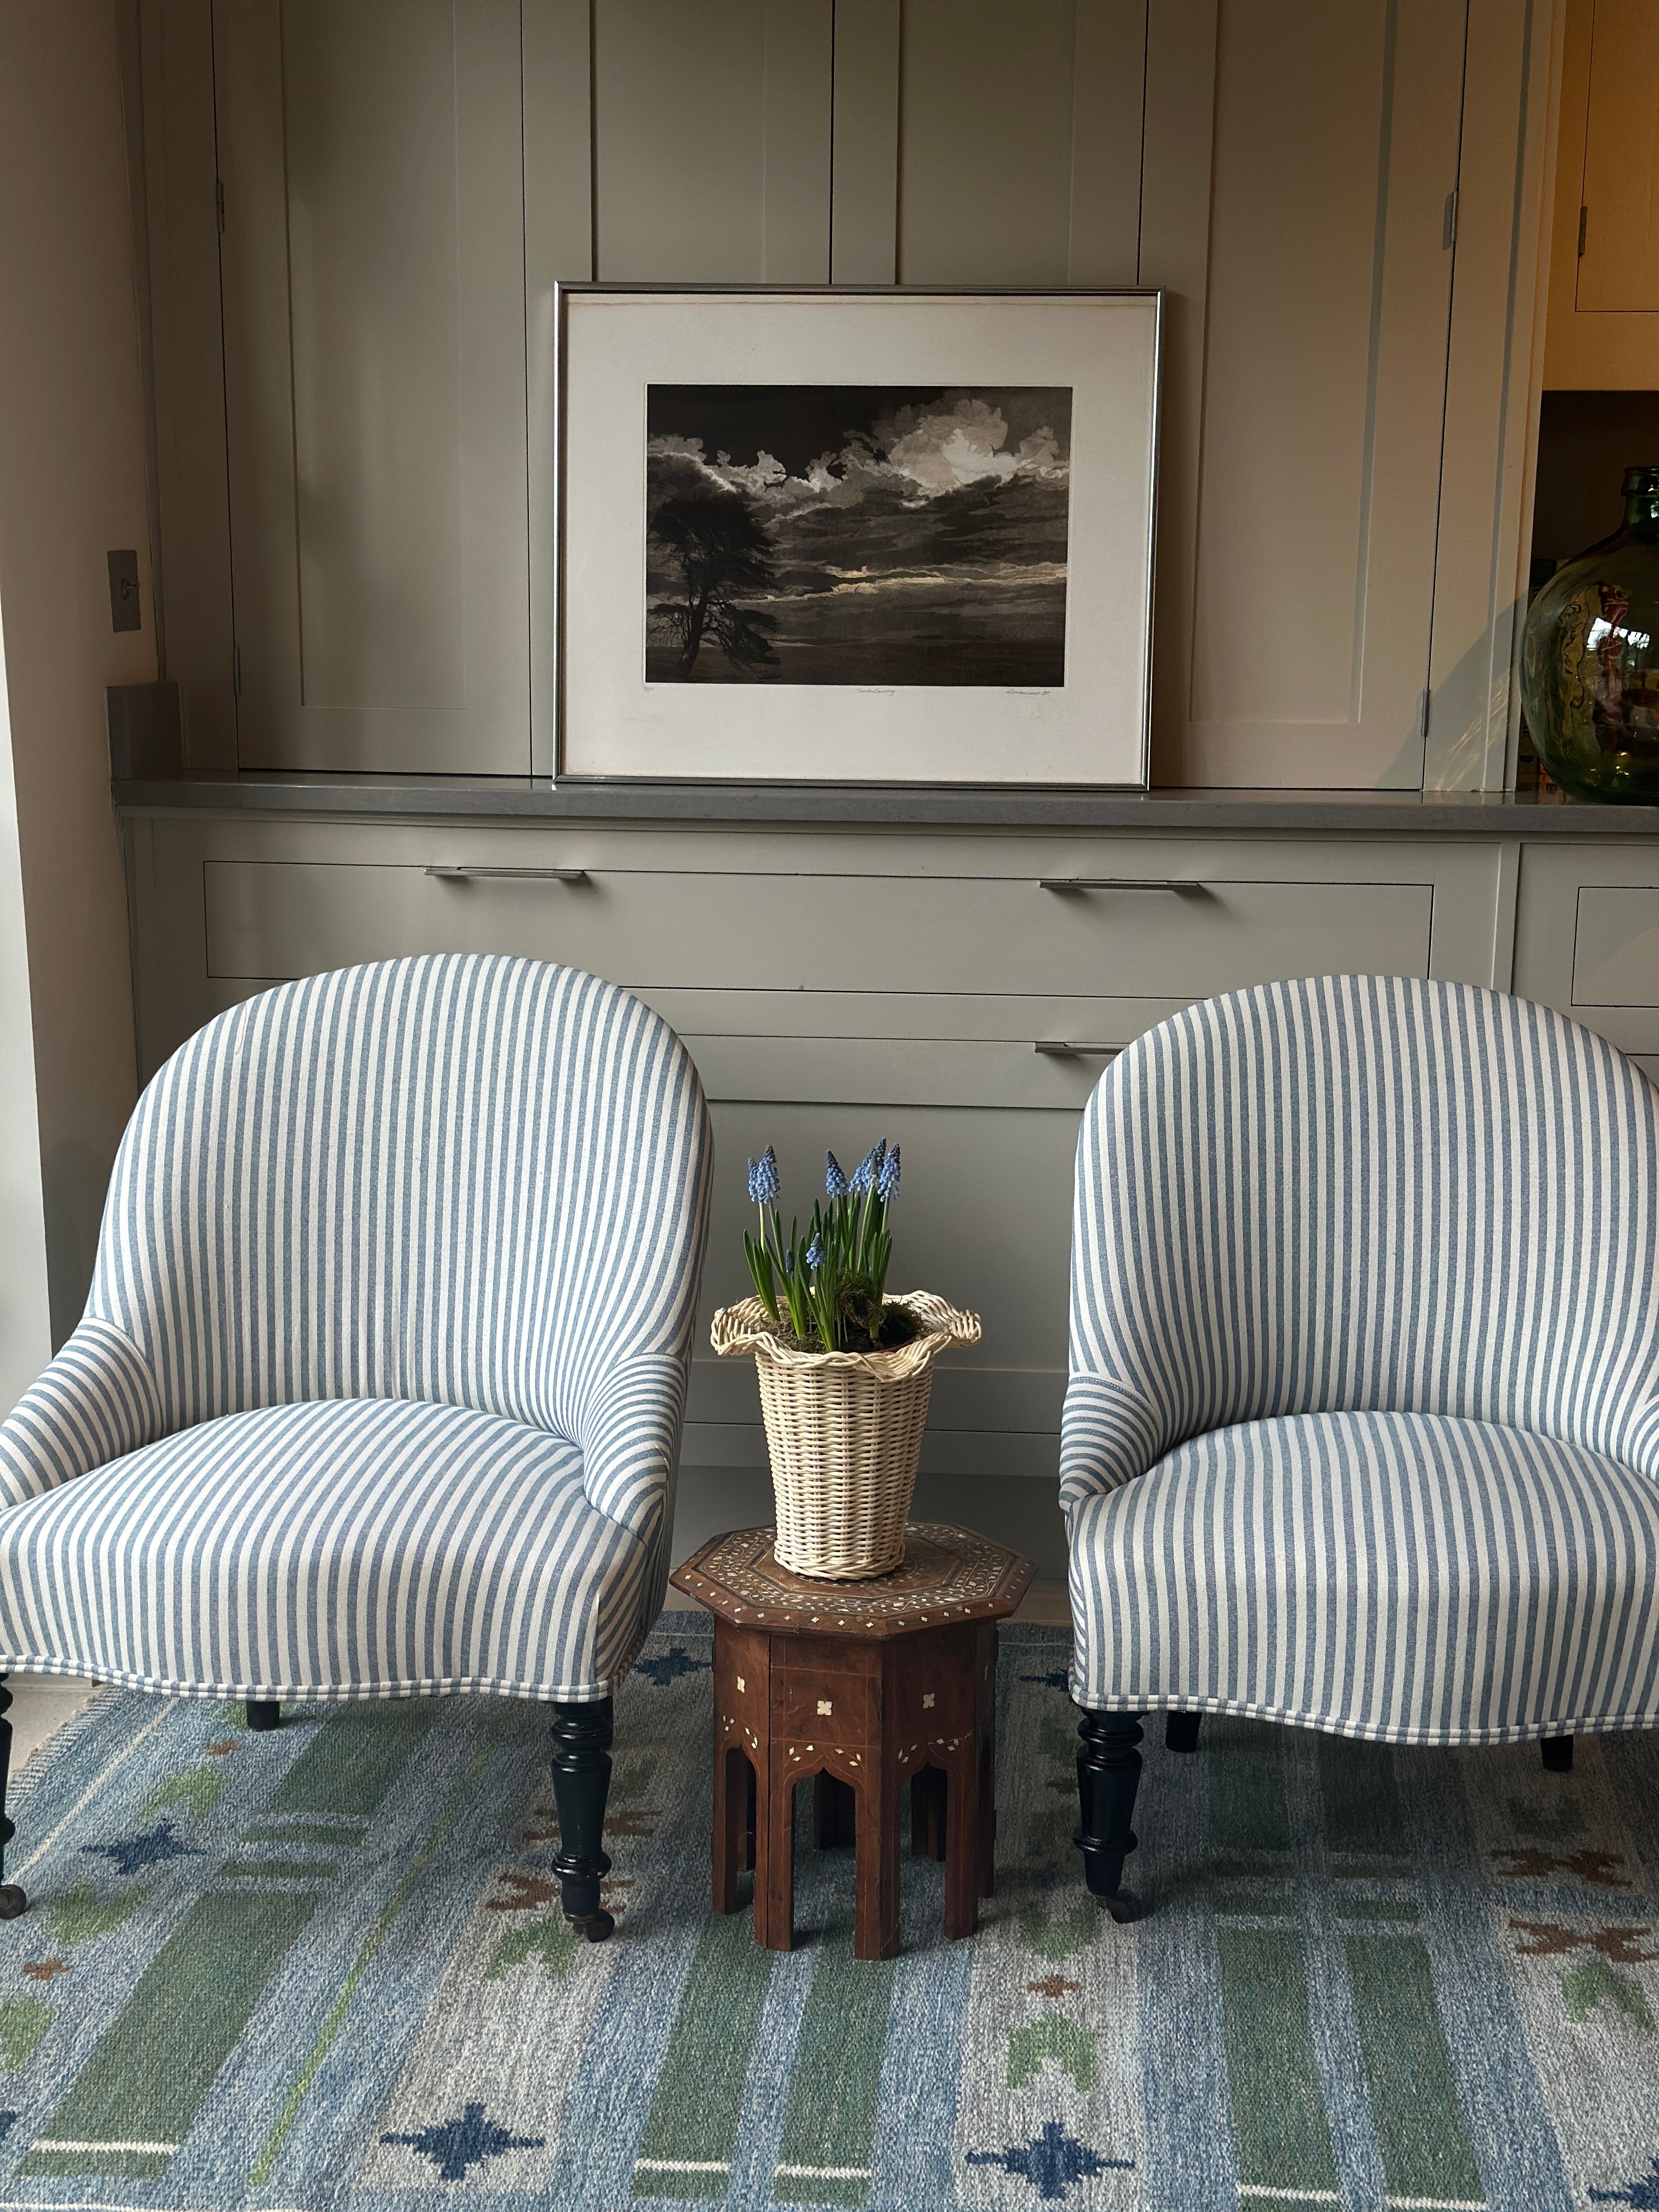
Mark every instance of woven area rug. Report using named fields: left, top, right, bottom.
left=0, top=1613, right=1654, bottom=2210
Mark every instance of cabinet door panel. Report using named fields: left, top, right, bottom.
left=1514, top=843, right=1659, bottom=1051
left=215, top=0, right=529, bottom=771
left=1577, top=0, right=1659, bottom=312
left=1572, top=887, right=1659, bottom=1006
left=592, top=0, right=832, bottom=281
left=1173, top=0, right=1464, bottom=787
left=890, top=0, right=1144, bottom=287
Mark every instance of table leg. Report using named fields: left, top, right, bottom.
left=714, top=1745, right=751, bottom=1913
left=755, top=1764, right=796, bottom=1952
left=976, top=1623, right=998, bottom=1900
left=854, top=1759, right=901, bottom=1961
left=944, top=1747, right=979, bottom=1940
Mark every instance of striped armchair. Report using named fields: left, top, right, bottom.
left=0, top=955, right=712, bottom=1935
left=1063, top=975, right=1659, bottom=1918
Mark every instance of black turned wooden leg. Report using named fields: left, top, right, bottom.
left=1075, top=1708, right=1144, bottom=1923
left=245, top=1700, right=281, bottom=1733
left=1542, top=1733, right=1575, bottom=1773
left=1165, top=1711, right=1202, bottom=1754
left=550, top=1697, right=615, bottom=1940
left=0, top=1678, right=25, bottom=1918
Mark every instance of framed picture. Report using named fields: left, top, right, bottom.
left=555, top=285, right=1160, bottom=787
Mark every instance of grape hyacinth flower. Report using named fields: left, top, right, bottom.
left=825, top=1152, right=849, bottom=1200
left=748, top=1145, right=780, bottom=1206
left=806, top=1235, right=825, bottom=1269
left=849, top=1139, right=885, bottom=1197
left=878, top=1143, right=901, bottom=1202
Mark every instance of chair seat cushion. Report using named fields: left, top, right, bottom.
left=0, top=1398, right=646, bottom=1702
left=1068, top=1410, right=1659, bottom=1743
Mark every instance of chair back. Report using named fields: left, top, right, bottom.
left=1070, top=974, right=1659, bottom=1471
left=87, top=955, right=712, bottom=1442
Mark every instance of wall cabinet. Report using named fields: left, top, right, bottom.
left=140, top=1, right=1549, bottom=793
left=1545, top=0, right=1659, bottom=388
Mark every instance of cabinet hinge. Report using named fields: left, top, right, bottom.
left=1578, top=204, right=1588, bottom=258
left=232, top=644, right=241, bottom=696
left=215, top=177, right=225, bottom=236
left=1442, top=188, right=1458, bottom=251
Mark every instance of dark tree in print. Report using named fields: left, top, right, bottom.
left=650, top=483, right=781, bottom=679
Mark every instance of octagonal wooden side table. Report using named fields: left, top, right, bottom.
left=670, top=1522, right=1032, bottom=1961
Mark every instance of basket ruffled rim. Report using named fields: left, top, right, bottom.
left=709, top=1291, right=981, bottom=1380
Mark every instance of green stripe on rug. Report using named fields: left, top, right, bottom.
left=1346, top=1934, right=1486, bottom=2207
left=1217, top=1927, right=1339, bottom=2212
left=22, top=1888, right=318, bottom=2177
left=633, top=1912, right=773, bottom=2200
left=774, top=1931, right=895, bottom=2207
left=25, top=1700, right=441, bottom=2179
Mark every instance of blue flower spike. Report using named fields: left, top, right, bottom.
left=750, top=1145, right=779, bottom=1204
left=850, top=1141, right=884, bottom=1197
left=806, top=1235, right=825, bottom=1269
left=878, top=1143, right=901, bottom=1202
left=825, top=1152, right=849, bottom=1200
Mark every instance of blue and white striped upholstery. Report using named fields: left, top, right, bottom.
left=0, top=956, right=712, bottom=1702
left=1063, top=975, right=1659, bottom=1742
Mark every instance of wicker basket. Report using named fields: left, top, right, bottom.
left=709, top=1292, right=981, bottom=1579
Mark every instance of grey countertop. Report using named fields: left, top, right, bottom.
left=110, top=772, right=1659, bottom=837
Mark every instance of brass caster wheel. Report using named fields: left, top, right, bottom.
left=568, top=1908, right=614, bottom=1942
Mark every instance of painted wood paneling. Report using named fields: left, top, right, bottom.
left=1576, top=0, right=1659, bottom=309
left=592, top=0, right=832, bottom=283
left=1424, top=0, right=1562, bottom=793
left=216, top=0, right=531, bottom=772
left=894, top=0, right=1143, bottom=286
left=138, top=0, right=235, bottom=770
left=1544, top=0, right=1659, bottom=384
left=1172, top=1, right=1465, bottom=790
left=524, top=0, right=594, bottom=777
left=830, top=0, right=900, bottom=283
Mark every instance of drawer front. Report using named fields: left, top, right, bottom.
left=203, top=858, right=1434, bottom=1002
left=1572, top=887, right=1659, bottom=1006
left=1514, top=843, right=1659, bottom=1052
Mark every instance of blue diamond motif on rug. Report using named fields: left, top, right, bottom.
left=381, top=2100, right=545, bottom=2180
left=967, top=2120, right=1132, bottom=2198
left=79, top=1818, right=204, bottom=1875
left=632, top=1644, right=710, bottom=1686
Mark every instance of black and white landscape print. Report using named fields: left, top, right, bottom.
left=644, top=385, right=1071, bottom=687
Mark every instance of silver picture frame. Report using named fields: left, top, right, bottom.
left=554, top=283, right=1161, bottom=789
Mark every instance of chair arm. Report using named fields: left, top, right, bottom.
left=0, top=1319, right=164, bottom=1510
left=1058, top=1374, right=1167, bottom=1516
left=574, top=1355, right=689, bottom=1543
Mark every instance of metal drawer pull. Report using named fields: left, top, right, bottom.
left=1037, top=876, right=1204, bottom=892
left=425, top=865, right=588, bottom=882
left=1034, top=1040, right=1125, bottom=1058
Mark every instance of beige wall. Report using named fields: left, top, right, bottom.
left=0, top=0, right=149, bottom=1348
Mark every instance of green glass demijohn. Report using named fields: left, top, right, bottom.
left=1521, top=464, right=1659, bottom=802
